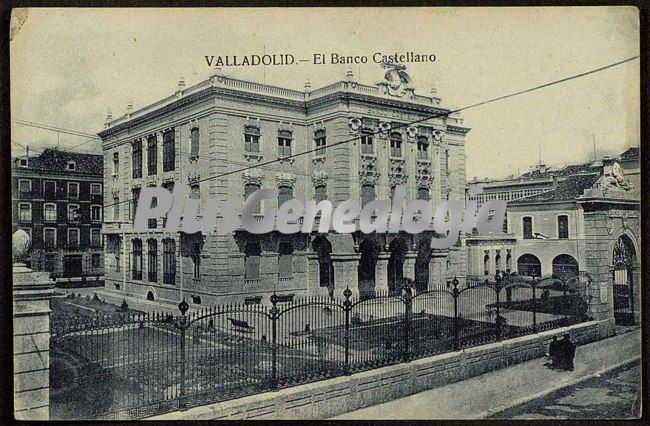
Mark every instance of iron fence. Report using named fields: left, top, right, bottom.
left=50, top=272, right=593, bottom=420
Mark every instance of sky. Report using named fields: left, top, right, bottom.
left=10, top=7, right=640, bottom=179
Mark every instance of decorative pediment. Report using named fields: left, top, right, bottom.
left=242, top=169, right=263, bottom=186
left=276, top=172, right=297, bottom=187
left=312, top=170, right=329, bottom=187
left=348, top=117, right=362, bottom=132
left=375, top=62, right=415, bottom=98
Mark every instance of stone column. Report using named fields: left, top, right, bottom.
left=375, top=252, right=390, bottom=293
left=13, top=230, right=55, bottom=420
left=331, top=254, right=360, bottom=300
left=429, top=249, right=448, bottom=290
left=404, top=250, right=417, bottom=281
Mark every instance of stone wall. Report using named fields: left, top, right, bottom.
left=151, top=318, right=614, bottom=421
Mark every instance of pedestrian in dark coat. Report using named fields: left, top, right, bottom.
left=559, top=334, right=576, bottom=371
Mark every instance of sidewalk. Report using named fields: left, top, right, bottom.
left=333, top=328, right=641, bottom=420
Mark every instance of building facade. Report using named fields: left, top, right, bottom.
left=98, top=65, right=470, bottom=307
left=11, top=149, right=104, bottom=283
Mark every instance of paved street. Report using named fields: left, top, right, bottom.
left=488, top=361, right=640, bottom=419
left=333, top=328, right=641, bottom=420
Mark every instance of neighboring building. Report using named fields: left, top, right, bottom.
left=467, top=148, right=640, bottom=325
left=11, top=149, right=104, bottom=283
left=98, top=64, right=470, bottom=307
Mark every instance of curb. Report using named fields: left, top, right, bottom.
left=473, top=356, right=641, bottom=419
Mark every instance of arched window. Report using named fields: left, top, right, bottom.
left=517, top=254, right=541, bottom=277
left=552, top=254, right=578, bottom=280
left=278, top=185, right=293, bottom=207
left=483, top=251, right=490, bottom=275
left=361, top=183, right=375, bottom=206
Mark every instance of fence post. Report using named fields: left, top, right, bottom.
left=177, top=298, right=189, bottom=411
left=403, top=282, right=413, bottom=362
left=494, top=271, right=502, bottom=341
left=451, top=277, right=459, bottom=351
left=532, top=278, right=538, bottom=333
left=343, top=287, right=352, bottom=374
left=270, top=292, right=279, bottom=390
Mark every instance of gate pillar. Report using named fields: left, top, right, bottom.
left=13, top=230, right=56, bottom=420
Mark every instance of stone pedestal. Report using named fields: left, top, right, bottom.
left=403, top=251, right=417, bottom=282
left=375, top=252, right=390, bottom=293
left=428, top=249, right=449, bottom=290
left=331, top=254, right=360, bottom=300
left=13, top=262, right=55, bottom=420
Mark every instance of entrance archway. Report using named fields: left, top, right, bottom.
left=146, top=290, right=155, bottom=301
left=517, top=254, right=541, bottom=277
left=552, top=254, right=579, bottom=281
left=312, top=236, right=334, bottom=298
left=612, top=235, right=637, bottom=325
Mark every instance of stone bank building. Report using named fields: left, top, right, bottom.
left=99, top=65, right=469, bottom=307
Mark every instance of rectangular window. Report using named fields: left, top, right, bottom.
left=278, top=137, right=292, bottom=157
left=314, top=129, right=326, bottom=157
left=91, top=205, right=102, bottom=222
left=18, top=203, right=32, bottom=221
left=68, top=228, right=80, bottom=247
left=361, top=184, right=375, bottom=206
left=361, top=133, right=374, bottom=154
left=132, top=139, right=142, bottom=178
left=523, top=216, right=533, bottom=239
left=163, top=239, right=176, bottom=284
left=114, top=237, right=121, bottom=272
left=148, top=239, right=157, bottom=282
left=18, top=179, right=32, bottom=194
left=44, top=228, right=57, bottom=249
left=558, top=215, right=569, bottom=239
left=132, top=239, right=143, bottom=280
left=147, top=186, right=158, bottom=229
left=190, top=127, right=200, bottom=158
left=417, top=136, right=429, bottom=160
left=417, top=186, right=430, bottom=201
left=315, top=185, right=327, bottom=203
left=244, top=183, right=261, bottom=214
left=131, top=188, right=140, bottom=221
left=390, top=134, right=402, bottom=158
left=68, top=204, right=80, bottom=221
left=43, top=203, right=57, bottom=221
left=43, top=181, right=56, bottom=198
left=163, top=130, right=175, bottom=172
left=91, top=229, right=101, bottom=247
left=147, top=135, right=157, bottom=175
left=278, top=185, right=293, bottom=207
left=90, top=183, right=102, bottom=195
left=245, top=134, right=260, bottom=153
left=68, top=182, right=79, bottom=198
left=112, top=152, right=119, bottom=176
left=91, top=253, right=101, bottom=269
